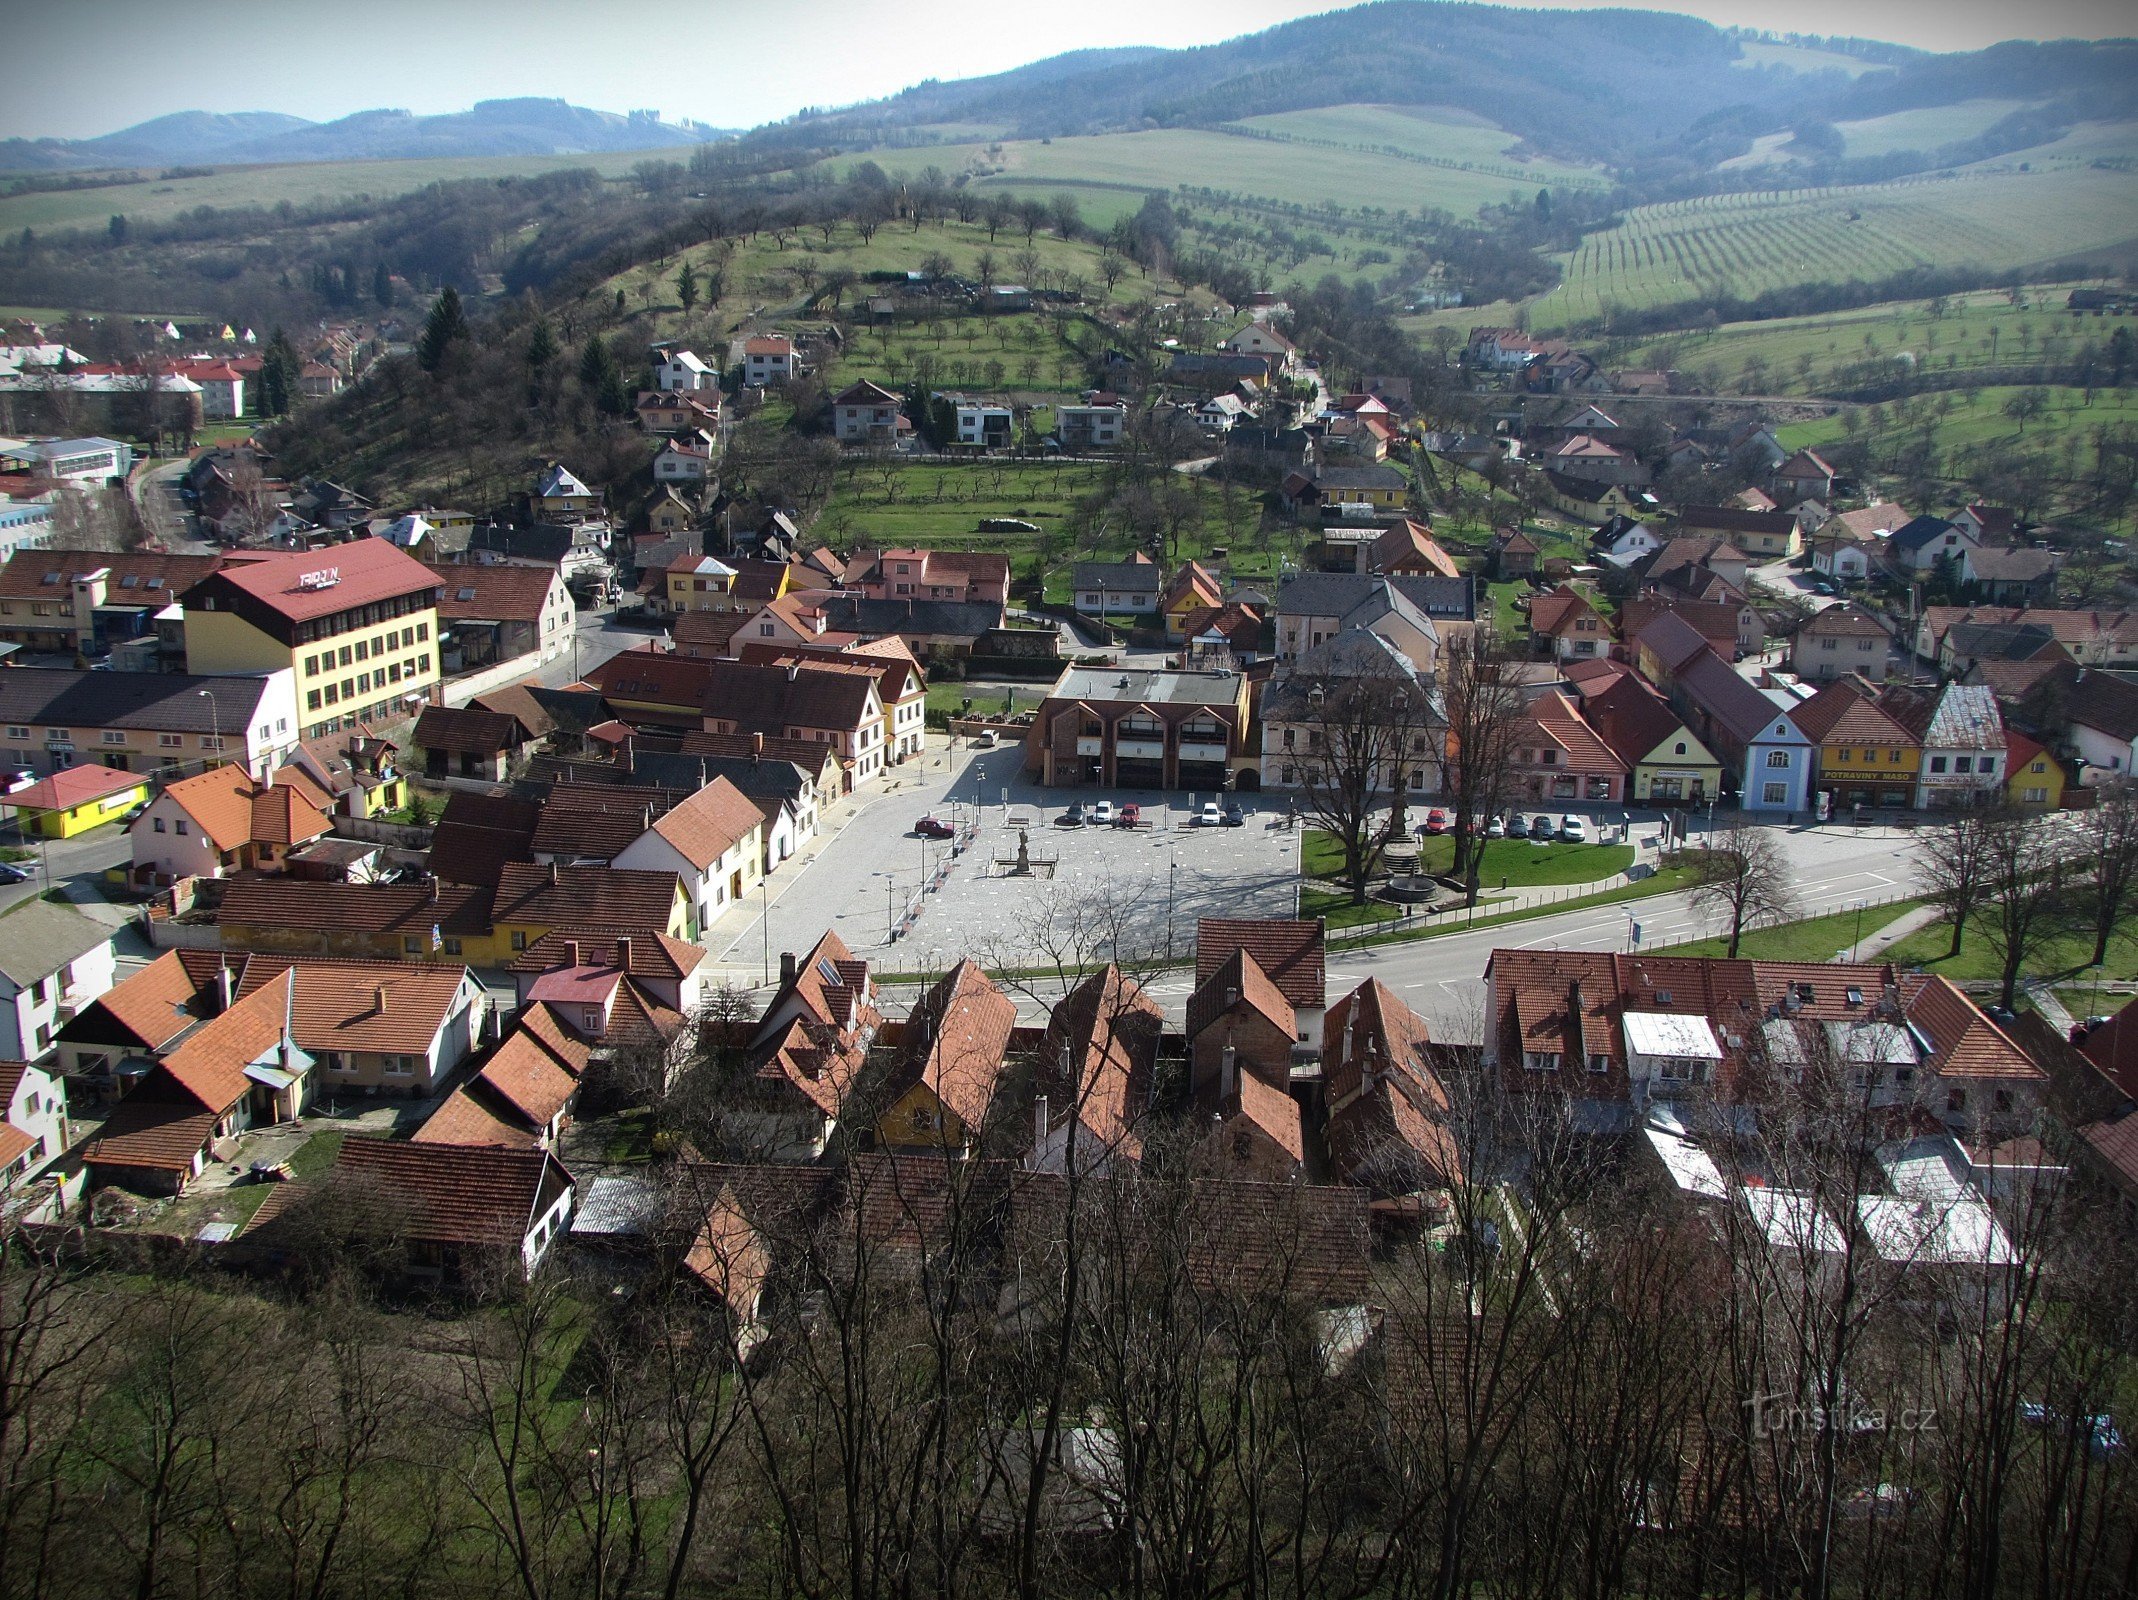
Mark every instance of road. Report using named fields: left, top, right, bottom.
left=128, top=457, right=199, bottom=550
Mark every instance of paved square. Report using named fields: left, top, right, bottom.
left=710, top=741, right=1301, bottom=983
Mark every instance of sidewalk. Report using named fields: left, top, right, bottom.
left=1839, top=902, right=1941, bottom=963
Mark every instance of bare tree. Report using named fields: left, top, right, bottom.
left=1914, top=808, right=2001, bottom=959
left=1972, top=807, right=2072, bottom=1009
left=1440, top=625, right=1526, bottom=895
left=1274, top=642, right=1442, bottom=905
left=2079, top=779, right=2138, bottom=967
left=1688, top=820, right=1795, bottom=957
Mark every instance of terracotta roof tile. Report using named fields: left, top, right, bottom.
left=217, top=878, right=492, bottom=937
left=1042, top=965, right=1162, bottom=1162
left=235, top=956, right=474, bottom=1056
left=412, top=1086, right=540, bottom=1149
left=493, top=862, right=684, bottom=932
left=186, top=537, right=438, bottom=625
left=896, top=959, right=1017, bottom=1133
left=1187, top=947, right=1297, bottom=1042
left=329, top=1137, right=568, bottom=1248
left=413, top=705, right=518, bottom=756
left=1196, top=918, right=1324, bottom=1009
left=61, top=948, right=207, bottom=1052
left=643, top=776, right=763, bottom=870
left=424, top=562, right=561, bottom=624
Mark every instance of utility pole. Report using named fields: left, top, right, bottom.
left=760, top=870, right=771, bottom=987
left=196, top=689, right=219, bottom=770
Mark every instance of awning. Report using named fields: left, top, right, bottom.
left=243, top=1064, right=297, bottom=1090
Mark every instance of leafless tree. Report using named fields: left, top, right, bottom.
left=1440, top=625, right=1527, bottom=895
left=1689, top=820, right=1796, bottom=957
left=2079, top=779, right=2138, bottom=968
left=1276, top=645, right=1442, bottom=904
left=1914, top=808, right=2002, bottom=959
left=1972, top=807, right=2073, bottom=1009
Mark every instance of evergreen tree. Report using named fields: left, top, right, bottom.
left=526, top=317, right=558, bottom=371
left=107, top=214, right=128, bottom=245
left=1534, top=188, right=1552, bottom=222
left=260, top=328, right=299, bottom=416
left=578, top=335, right=615, bottom=393
left=372, top=262, right=394, bottom=308
left=417, top=286, right=470, bottom=374
left=677, top=259, right=699, bottom=314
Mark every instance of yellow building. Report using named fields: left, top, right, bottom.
left=179, top=538, right=442, bottom=742
left=1792, top=681, right=1921, bottom=810
left=872, top=961, right=1016, bottom=1153
left=5, top=763, right=149, bottom=838
left=2006, top=732, right=2067, bottom=809
left=665, top=555, right=741, bottom=614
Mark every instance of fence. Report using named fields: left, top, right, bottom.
left=333, top=815, right=434, bottom=849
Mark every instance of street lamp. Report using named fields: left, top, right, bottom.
left=196, top=689, right=219, bottom=771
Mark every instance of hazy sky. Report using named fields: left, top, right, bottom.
left=9, top=0, right=2133, bottom=141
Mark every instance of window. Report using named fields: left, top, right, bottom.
left=1766, top=751, right=1790, bottom=768
left=200, top=735, right=221, bottom=751
left=1820, top=638, right=1837, bottom=651
left=354, top=638, right=368, bottom=662
left=510, top=930, right=527, bottom=951
left=1930, top=756, right=1947, bottom=773
left=1994, top=1089, right=2014, bottom=1112
left=153, top=817, right=165, bottom=833
left=442, top=937, right=462, bottom=956
left=1947, top=1089, right=1967, bottom=1112
left=338, top=646, right=352, bottom=667
left=4, top=728, right=24, bottom=741
left=1887, top=749, right=1902, bottom=764
left=174, top=820, right=187, bottom=835
left=1586, top=1052, right=1609, bottom=1073
left=1952, top=756, right=1971, bottom=774
left=1836, top=748, right=1852, bottom=763
left=1523, top=1050, right=1562, bottom=1072
left=1674, top=742, right=1686, bottom=755
left=307, top=690, right=321, bottom=712
left=386, top=1054, right=414, bottom=1075
left=581, top=1009, right=601, bottom=1034
left=101, top=731, right=124, bottom=745
left=1763, top=782, right=1787, bottom=804
left=403, top=936, right=421, bottom=955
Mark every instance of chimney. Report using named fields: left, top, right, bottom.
left=780, top=949, right=797, bottom=985
left=373, top=983, right=388, bottom=1015
left=428, top=876, right=440, bottom=903
left=1225, top=987, right=1240, bottom=1011
left=1221, top=1043, right=1238, bottom=1100
left=753, top=732, right=764, bottom=761
left=216, top=960, right=234, bottom=1013
left=549, top=861, right=560, bottom=886
left=615, top=936, right=633, bottom=971
left=564, top=938, right=581, bottom=969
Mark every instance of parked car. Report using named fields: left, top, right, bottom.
left=914, top=816, right=954, bottom=839
left=1087, top=800, right=1116, bottom=826
left=0, top=862, right=27, bottom=885
left=1423, top=808, right=1449, bottom=835
left=1486, top=814, right=1507, bottom=839
left=1115, top=803, right=1141, bottom=829
left=1198, top=801, right=1223, bottom=827
left=1056, top=803, right=1086, bottom=828
left=1504, top=813, right=1528, bottom=839
left=1558, top=814, right=1589, bottom=843
left=1531, top=815, right=1557, bottom=842
left=970, top=729, right=998, bottom=749
left=1222, top=802, right=1245, bottom=827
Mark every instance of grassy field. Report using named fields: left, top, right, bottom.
left=1837, top=100, right=2031, bottom=159
left=600, top=217, right=1159, bottom=350
left=814, top=458, right=1275, bottom=592
left=1730, top=40, right=1882, bottom=78
left=0, top=144, right=704, bottom=233
left=836, top=312, right=1094, bottom=395
left=1662, top=900, right=1923, bottom=962
left=1612, top=284, right=2125, bottom=396
left=1533, top=165, right=2138, bottom=332
left=848, top=115, right=1599, bottom=221
left=1775, top=385, right=2138, bottom=462
left=1303, top=829, right=1633, bottom=889
left=1224, top=104, right=1605, bottom=192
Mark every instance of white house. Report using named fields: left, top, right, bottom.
left=609, top=777, right=766, bottom=935
left=653, top=431, right=717, bottom=482
left=0, top=899, right=117, bottom=1062
left=0, top=1058, right=68, bottom=1192
left=657, top=350, right=718, bottom=393
left=1198, top=393, right=1248, bottom=432
left=951, top=399, right=1013, bottom=450
left=1056, top=403, right=1127, bottom=450
left=1218, top=323, right=1296, bottom=371
left=0, top=437, right=133, bottom=486
left=739, top=335, right=796, bottom=386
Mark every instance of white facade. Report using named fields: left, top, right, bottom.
left=740, top=340, right=795, bottom=386
left=0, top=932, right=116, bottom=1063
left=1056, top=404, right=1126, bottom=449
left=657, top=351, right=717, bottom=393
left=0, top=669, right=298, bottom=781
left=954, top=401, right=1012, bottom=448
left=612, top=827, right=756, bottom=935
left=653, top=439, right=713, bottom=482
left=0, top=495, right=55, bottom=561
left=1, top=1059, right=68, bottom=1190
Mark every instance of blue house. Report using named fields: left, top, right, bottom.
left=1666, top=649, right=1813, bottom=813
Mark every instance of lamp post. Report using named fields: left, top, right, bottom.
left=196, top=689, right=219, bottom=771
left=760, top=869, right=771, bottom=987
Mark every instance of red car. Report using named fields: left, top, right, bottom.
left=914, top=816, right=954, bottom=839
left=1423, top=808, right=1450, bottom=835
left=1115, top=802, right=1142, bottom=829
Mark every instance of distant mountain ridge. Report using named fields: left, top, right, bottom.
left=0, top=98, right=725, bottom=173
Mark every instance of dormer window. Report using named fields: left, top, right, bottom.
left=1846, top=986, right=1863, bottom=1006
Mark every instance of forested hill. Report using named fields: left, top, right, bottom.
left=741, top=2, right=2134, bottom=176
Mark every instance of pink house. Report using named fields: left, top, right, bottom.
left=1509, top=689, right=1627, bottom=805
left=852, top=548, right=1011, bottom=607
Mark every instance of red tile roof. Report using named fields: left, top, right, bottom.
left=193, top=537, right=438, bottom=624
left=329, top=1137, right=569, bottom=1248
left=6, top=763, right=144, bottom=812
left=895, top=959, right=1017, bottom=1133
left=1195, top=918, right=1325, bottom=1010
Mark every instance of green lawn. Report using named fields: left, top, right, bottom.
left=834, top=312, right=1094, bottom=396
left=1663, top=899, right=1923, bottom=961
left=928, top=682, right=1034, bottom=716
left=1880, top=917, right=2138, bottom=984
left=288, top=1129, right=344, bottom=1179
left=1300, top=883, right=1402, bottom=931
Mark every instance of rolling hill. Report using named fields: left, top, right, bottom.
left=0, top=98, right=726, bottom=173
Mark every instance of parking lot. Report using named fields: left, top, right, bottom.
left=712, top=742, right=1301, bottom=983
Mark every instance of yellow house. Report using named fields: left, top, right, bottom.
left=179, top=538, right=442, bottom=743
left=2006, top=732, right=2066, bottom=809
left=5, top=763, right=150, bottom=838
left=1160, top=562, right=1223, bottom=639
left=874, top=960, right=1017, bottom=1152
left=665, top=555, right=740, bottom=614
left=1314, top=466, right=1407, bottom=510
left=216, top=878, right=510, bottom=964
left=1792, top=681, right=1921, bottom=809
